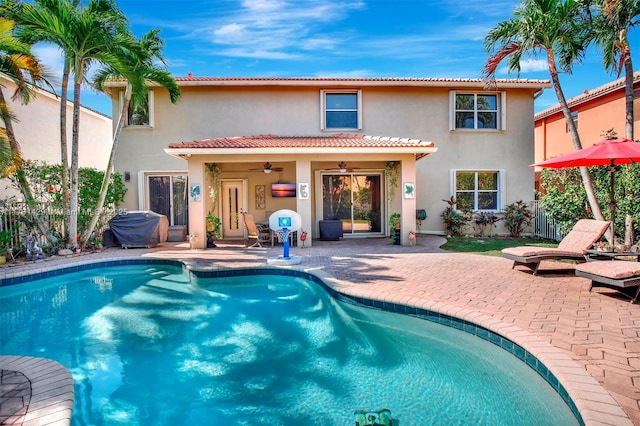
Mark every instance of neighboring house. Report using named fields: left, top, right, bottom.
left=105, top=76, right=549, bottom=247
left=0, top=74, right=113, bottom=199
left=534, top=71, right=640, bottom=189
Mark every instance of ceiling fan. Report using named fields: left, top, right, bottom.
left=327, top=161, right=361, bottom=173
left=248, top=162, right=284, bottom=174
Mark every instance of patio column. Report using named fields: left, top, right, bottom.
left=400, top=157, right=417, bottom=245
left=187, top=159, right=206, bottom=249
left=296, top=159, right=313, bottom=248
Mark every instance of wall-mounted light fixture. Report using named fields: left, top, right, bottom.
left=124, top=171, right=131, bottom=182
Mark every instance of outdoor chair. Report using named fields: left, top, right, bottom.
left=501, top=219, right=610, bottom=275
left=241, top=212, right=270, bottom=248
left=575, top=261, right=640, bottom=304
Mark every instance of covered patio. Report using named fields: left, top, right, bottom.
left=165, top=134, right=437, bottom=248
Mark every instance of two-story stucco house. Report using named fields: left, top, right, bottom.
left=534, top=71, right=640, bottom=190
left=105, top=76, right=550, bottom=247
left=0, top=74, right=113, bottom=199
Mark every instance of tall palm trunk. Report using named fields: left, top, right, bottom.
left=547, top=51, right=608, bottom=239
left=59, top=55, right=70, bottom=238
left=0, top=88, right=58, bottom=245
left=622, top=42, right=634, bottom=246
left=81, top=83, right=131, bottom=244
left=67, top=69, right=82, bottom=249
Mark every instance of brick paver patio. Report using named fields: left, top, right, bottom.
left=1, top=236, right=639, bottom=425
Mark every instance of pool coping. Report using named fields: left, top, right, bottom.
left=0, top=256, right=632, bottom=426
left=0, top=356, right=74, bottom=426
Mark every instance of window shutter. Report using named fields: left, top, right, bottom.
left=148, top=90, right=155, bottom=128
left=450, top=169, right=456, bottom=197
left=500, top=92, right=507, bottom=131
left=499, top=169, right=506, bottom=210
left=449, top=91, right=456, bottom=131
left=357, top=90, right=363, bottom=130
left=319, top=90, right=326, bottom=129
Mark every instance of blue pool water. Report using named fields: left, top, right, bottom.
left=0, top=264, right=579, bottom=425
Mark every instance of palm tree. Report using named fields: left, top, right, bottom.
left=0, top=17, right=59, bottom=244
left=10, top=0, right=131, bottom=249
left=483, top=0, right=608, bottom=239
left=82, top=29, right=181, bottom=244
left=590, top=0, right=639, bottom=245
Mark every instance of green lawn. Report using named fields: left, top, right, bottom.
left=441, top=236, right=558, bottom=257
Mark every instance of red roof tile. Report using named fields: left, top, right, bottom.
left=106, top=76, right=549, bottom=89
left=168, top=134, right=435, bottom=150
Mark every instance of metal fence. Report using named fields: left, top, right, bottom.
left=531, top=200, right=562, bottom=241
left=0, top=201, right=111, bottom=250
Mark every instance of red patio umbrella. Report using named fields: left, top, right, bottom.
left=531, top=137, right=640, bottom=247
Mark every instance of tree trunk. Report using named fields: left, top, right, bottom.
left=547, top=51, right=609, bottom=240
left=59, top=56, right=71, bottom=239
left=81, top=83, right=131, bottom=244
left=67, top=72, right=82, bottom=249
left=0, top=88, right=58, bottom=245
left=623, top=41, right=634, bottom=247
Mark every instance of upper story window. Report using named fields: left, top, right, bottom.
left=566, top=111, right=578, bottom=132
left=122, top=90, right=154, bottom=127
left=453, top=170, right=503, bottom=211
left=450, top=91, right=506, bottom=131
left=321, top=90, right=361, bottom=130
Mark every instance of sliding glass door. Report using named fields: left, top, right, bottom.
left=322, top=173, right=382, bottom=235
left=148, top=175, right=188, bottom=227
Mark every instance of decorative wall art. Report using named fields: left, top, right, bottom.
left=298, top=183, right=310, bottom=200
left=403, top=182, right=415, bottom=199
left=255, top=185, right=265, bottom=209
left=189, top=184, right=201, bottom=201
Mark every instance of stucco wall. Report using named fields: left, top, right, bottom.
left=111, top=82, right=539, bottom=235
left=1, top=77, right=112, bottom=198
left=535, top=87, right=640, bottom=162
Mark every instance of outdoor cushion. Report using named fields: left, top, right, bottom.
left=575, top=261, right=640, bottom=303
left=502, top=219, right=610, bottom=275
left=576, top=261, right=640, bottom=280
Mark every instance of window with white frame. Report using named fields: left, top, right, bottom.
left=123, top=90, right=154, bottom=127
left=453, top=170, right=503, bottom=211
left=450, top=91, right=505, bottom=130
left=321, top=90, right=361, bottom=130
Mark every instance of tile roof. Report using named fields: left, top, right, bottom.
left=168, top=134, right=434, bottom=149
left=535, top=70, right=640, bottom=120
left=106, top=76, right=549, bottom=89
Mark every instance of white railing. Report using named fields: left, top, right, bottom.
left=531, top=200, right=562, bottom=241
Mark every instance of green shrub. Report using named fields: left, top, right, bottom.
left=504, top=200, right=533, bottom=237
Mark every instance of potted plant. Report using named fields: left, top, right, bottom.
left=0, top=230, right=13, bottom=265
left=389, top=212, right=401, bottom=245
left=205, top=211, right=221, bottom=248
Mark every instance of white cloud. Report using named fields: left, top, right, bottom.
left=192, top=0, right=364, bottom=60
left=498, top=59, right=548, bottom=75
left=214, top=23, right=247, bottom=42
left=519, top=59, right=548, bottom=72
left=33, top=43, right=64, bottom=84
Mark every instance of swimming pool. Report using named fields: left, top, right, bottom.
left=0, top=263, right=579, bottom=425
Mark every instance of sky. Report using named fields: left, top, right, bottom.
left=33, top=0, right=639, bottom=117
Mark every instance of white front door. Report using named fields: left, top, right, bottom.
left=221, top=181, right=246, bottom=239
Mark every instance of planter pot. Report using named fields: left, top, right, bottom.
left=394, top=228, right=401, bottom=245
left=0, top=255, right=5, bottom=265
left=319, top=220, right=343, bottom=241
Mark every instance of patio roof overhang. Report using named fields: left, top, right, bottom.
left=164, top=134, right=437, bottom=160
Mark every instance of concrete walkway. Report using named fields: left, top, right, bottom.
left=1, top=236, right=639, bottom=425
